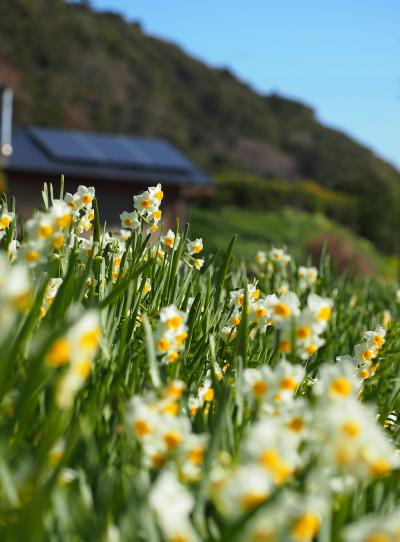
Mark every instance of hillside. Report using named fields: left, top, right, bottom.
left=1, top=0, right=400, bottom=253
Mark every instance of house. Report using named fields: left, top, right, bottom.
left=0, top=91, right=213, bottom=226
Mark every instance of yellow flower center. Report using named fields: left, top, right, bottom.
left=155, top=190, right=163, bottom=201
left=157, top=338, right=171, bottom=352
left=260, top=449, right=279, bottom=468
left=305, top=344, right=318, bottom=355
left=167, top=383, right=183, bottom=398
left=280, top=376, right=298, bottom=390
left=80, top=327, right=100, bottom=350
left=370, top=458, right=391, bottom=477
left=82, top=194, right=92, bottom=205
left=160, top=401, right=179, bottom=416
left=204, top=388, right=214, bottom=402
left=359, top=368, right=370, bottom=379
left=167, top=351, right=179, bottom=364
left=151, top=453, right=166, bottom=469
left=74, top=359, right=92, bottom=379
left=291, top=513, right=320, bottom=541
left=152, top=210, right=162, bottom=220
left=25, top=250, right=40, bottom=263
left=188, top=447, right=203, bottom=465
left=167, top=315, right=183, bottom=330
left=274, top=303, right=291, bottom=318
left=252, top=289, right=260, bottom=300
left=56, top=214, right=72, bottom=229
left=140, top=199, right=151, bottom=209
left=143, top=282, right=150, bottom=294
left=52, top=234, right=65, bottom=249
left=193, top=244, right=202, bottom=253
left=330, top=377, right=352, bottom=397
left=0, top=215, right=11, bottom=229
left=373, top=335, right=384, bottom=347
left=47, top=338, right=70, bottom=367
left=163, top=430, right=182, bottom=449
left=255, top=307, right=267, bottom=318
left=365, top=534, right=392, bottom=542
left=134, top=419, right=151, bottom=436
left=362, top=349, right=373, bottom=361
left=175, top=331, right=188, bottom=346
left=318, top=306, right=331, bottom=321
left=341, top=421, right=360, bottom=438
left=279, top=341, right=292, bottom=353
left=252, top=380, right=268, bottom=397
left=296, top=326, right=311, bottom=339
left=241, top=491, right=267, bottom=511
left=288, top=417, right=304, bottom=432
left=39, top=224, right=53, bottom=238
left=231, top=316, right=241, bottom=326
left=124, top=218, right=133, bottom=226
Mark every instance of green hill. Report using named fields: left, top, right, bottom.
left=1, top=0, right=400, bottom=253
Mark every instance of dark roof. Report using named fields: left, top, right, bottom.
left=4, top=127, right=213, bottom=187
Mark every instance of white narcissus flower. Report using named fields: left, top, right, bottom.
left=148, top=182, right=164, bottom=203
left=161, top=229, right=177, bottom=249
left=343, top=509, right=400, bottom=542
left=133, top=190, right=155, bottom=213
left=211, top=464, right=272, bottom=518
left=149, top=470, right=198, bottom=542
left=255, top=250, right=267, bottom=265
left=307, top=294, right=333, bottom=331
left=314, top=360, right=361, bottom=402
left=187, top=238, right=203, bottom=255
left=193, top=258, right=204, bottom=270
left=64, top=191, right=82, bottom=211
left=120, top=211, right=140, bottom=230
left=0, top=211, right=14, bottom=230
left=76, top=185, right=95, bottom=207
left=49, top=200, right=73, bottom=229
left=271, top=292, right=301, bottom=325
left=55, top=311, right=101, bottom=409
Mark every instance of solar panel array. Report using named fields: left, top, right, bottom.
left=29, top=127, right=192, bottom=173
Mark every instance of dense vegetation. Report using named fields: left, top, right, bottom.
left=0, top=181, right=399, bottom=541
left=1, top=0, right=400, bottom=253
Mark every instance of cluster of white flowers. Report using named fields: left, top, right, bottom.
left=256, top=247, right=292, bottom=267
left=154, top=305, right=188, bottom=364
left=45, top=310, right=101, bottom=408
left=313, top=360, right=399, bottom=479
left=150, top=469, right=198, bottom=542
left=298, top=265, right=318, bottom=289
left=0, top=205, right=14, bottom=242
left=0, top=253, right=32, bottom=336
left=120, top=182, right=163, bottom=233
left=337, top=326, right=386, bottom=380
left=160, top=230, right=204, bottom=270
left=40, top=277, right=63, bottom=318
left=344, top=509, right=400, bottom=542
left=64, top=185, right=96, bottom=233
left=208, top=356, right=399, bottom=536
left=224, top=282, right=333, bottom=360
left=127, top=383, right=208, bottom=482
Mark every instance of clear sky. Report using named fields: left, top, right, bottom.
left=90, top=0, right=400, bottom=168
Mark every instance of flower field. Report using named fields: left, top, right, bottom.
left=0, top=181, right=399, bottom=542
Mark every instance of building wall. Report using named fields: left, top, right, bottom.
left=4, top=171, right=187, bottom=230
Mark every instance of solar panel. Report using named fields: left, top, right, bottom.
left=29, top=127, right=191, bottom=173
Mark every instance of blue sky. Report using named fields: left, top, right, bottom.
left=90, top=0, right=400, bottom=168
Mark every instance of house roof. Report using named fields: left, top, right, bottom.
left=3, top=127, right=213, bottom=187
